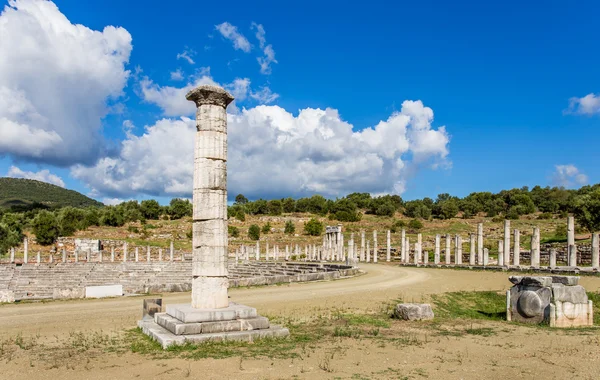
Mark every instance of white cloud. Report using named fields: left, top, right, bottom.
left=565, top=93, right=600, bottom=115
left=552, top=164, right=588, bottom=187
left=72, top=101, right=450, bottom=199
left=102, top=198, right=126, bottom=206
left=215, top=22, right=251, bottom=53
left=249, top=86, right=279, bottom=104
left=7, top=165, right=65, bottom=187
left=176, top=47, right=196, bottom=64
left=170, top=69, right=184, bottom=81
left=0, top=0, right=132, bottom=166
left=251, top=23, right=277, bottom=75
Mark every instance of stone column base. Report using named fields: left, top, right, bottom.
left=137, top=302, right=289, bottom=348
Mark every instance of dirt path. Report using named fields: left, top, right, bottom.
left=1, top=264, right=600, bottom=379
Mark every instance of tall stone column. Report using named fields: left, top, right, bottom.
left=549, top=248, right=557, bottom=268
left=445, top=235, right=451, bottom=264
left=417, top=233, right=423, bottom=263
left=513, top=229, right=520, bottom=266
left=477, top=223, right=483, bottom=265
left=24, top=237, right=28, bottom=261
left=498, top=240, right=504, bottom=266
left=186, top=85, right=233, bottom=309
left=401, top=229, right=406, bottom=261
left=592, top=233, right=599, bottom=269
left=405, top=237, right=410, bottom=263
left=469, top=234, right=475, bottom=265
left=567, top=216, right=575, bottom=248
left=366, top=241, right=371, bottom=262
left=531, top=227, right=540, bottom=267
left=455, top=235, right=462, bottom=265
left=373, top=230, right=378, bottom=263
left=503, top=220, right=510, bottom=265
left=434, top=234, right=441, bottom=264
left=386, top=230, right=391, bottom=262
left=360, top=230, right=365, bottom=262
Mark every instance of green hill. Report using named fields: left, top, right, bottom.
left=0, top=178, right=103, bottom=210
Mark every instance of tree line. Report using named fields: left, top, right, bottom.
left=1, top=184, right=599, bottom=253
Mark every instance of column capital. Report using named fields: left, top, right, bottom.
left=186, top=85, right=234, bottom=108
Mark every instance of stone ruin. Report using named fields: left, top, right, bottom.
left=506, top=275, right=594, bottom=328
left=138, top=85, right=289, bottom=348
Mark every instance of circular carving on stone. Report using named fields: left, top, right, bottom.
left=517, top=290, right=543, bottom=318
left=562, top=302, right=577, bottom=320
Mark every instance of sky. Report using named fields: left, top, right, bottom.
left=0, top=0, right=599, bottom=205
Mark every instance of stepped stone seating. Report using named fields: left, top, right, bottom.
left=0, top=261, right=358, bottom=301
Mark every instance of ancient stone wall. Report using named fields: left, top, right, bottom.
left=0, top=262, right=358, bottom=302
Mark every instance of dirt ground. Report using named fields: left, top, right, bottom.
left=1, top=264, right=600, bottom=379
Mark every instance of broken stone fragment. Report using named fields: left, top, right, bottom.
left=550, top=276, right=579, bottom=286
left=508, top=276, right=552, bottom=287
left=394, top=303, right=434, bottom=321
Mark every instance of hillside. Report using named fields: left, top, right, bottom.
left=0, top=177, right=103, bottom=210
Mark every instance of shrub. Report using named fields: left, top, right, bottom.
left=100, top=207, right=125, bottom=227
left=261, top=223, right=271, bottom=234
left=408, top=219, right=423, bottom=230
left=32, top=210, right=60, bottom=245
left=168, top=198, right=192, bottom=219
left=375, top=202, right=396, bottom=217
left=390, top=219, right=406, bottom=233
left=506, top=208, right=520, bottom=220
left=284, top=220, right=295, bottom=234
left=128, top=226, right=140, bottom=234
left=537, top=212, right=553, bottom=220
left=228, top=225, right=240, bottom=238
left=248, top=224, right=260, bottom=240
left=304, top=218, right=324, bottom=236
left=236, top=210, right=246, bottom=222
left=332, top=211, right=362, bottom=222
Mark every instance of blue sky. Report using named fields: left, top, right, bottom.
left=0, top=0, right=598, bottom=204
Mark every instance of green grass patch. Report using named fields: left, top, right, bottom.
left=431, top=291, right=506, bottom=321
left=587, top=292, right=600, bottom=325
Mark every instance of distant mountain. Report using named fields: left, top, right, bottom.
left=0, top=178, right=103, bottom=210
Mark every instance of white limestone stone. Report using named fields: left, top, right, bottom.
left=477, top=223, right=484, bottom=265
left=191, top=276, right=229, bottom=309
left=592, top=233, right=599, bottom=269
left=85, top=285, right=123, bottom=298
left=503, top=219, right=510, bottom=265
left=513, top=229, right=520, bottom=266
left=445, top=235, right=451, bottom=264
left=469, top=234, right=475, bottom=265
left=386, top=230, right=391, bottom=262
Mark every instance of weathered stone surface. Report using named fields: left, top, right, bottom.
left=191, top=276, right=229, bottom=309
left=186, top=86, right=234, bottom=109
left=0, top=290, right=15, bottom=303
left=194, top=131, right=227, bottom=160
left=509, top=276, right=552, bottom=287
left=394, top=303, right=434, bottom=321
left=143, top=298, right=162, bottom=320
left=509, top=285, right=551, bottom=324
left=52, top=288, right=84, bottom=299
left=552, top=285, right=588, bottom=304
left=550, top=276, right=579, bottom=286
left=167, top=302, right=257, bottom=323
left=85, top=284, right=123, bottom=298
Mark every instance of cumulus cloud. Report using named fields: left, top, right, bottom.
left=0, top=0, right=132, bottom=166
left=72, top=101, right=450, bottom=199
left=565, top=93, right=600, bottom=115
left=176, top=47, right=196, bottom=64
left=552, top=164, right=588, bottom=187
left=7, top=165, right=65, bottom=187
left=251, top=22, right=277, bottom=74
left=215, top=22, right=251, bottom=53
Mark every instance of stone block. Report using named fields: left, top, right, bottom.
left=192, top=191, right=227, bottom=221
left=191, top=276, right=229, bottom=309
left=0, top=290, right=15, bottom=303
left=196, top=104, right=227, bottom=133
left=550, top=276, right=579, bottom=286
left=85, top=285, right=123, bottom=298
left=509, top=276, right=552, bottom=287
left=194, top=130, right=227, bottom=160
left=143, top=298, right=162, bottom=320
left=193, top=160, right=226, bottom=189
left=53, top=288, right=85, bottom=299
left=552, top=285, right=588, bottom=304
left=192, top=246, right=228, bottom=277
left=394, top=303, right=434, bottom=321
left=166, top=302, right=257, bottom=323
left=192, top=220, right=227, bottom=247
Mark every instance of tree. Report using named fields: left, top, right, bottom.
left=0, top=223, right=21, bottom=255
left=375, top=202, right=396, bottom=217
left=100, top=206, right=125, bottom=227
left=32, top=210, right=60, bottom=245
left=282, top=198, right=295, bottom=213
left=408, top=219, right=424, bottom=230
left=235, top=194, right=249, bottom=205
left=267, top=200, right=283, bottom=216
left=248, top=224, right=260, bottom=240
left=58, top=207, right=84, bottom=236
left=438, top=200, right=459, bottom=219
left=141, top=200, right=161, bottom=220
left=284, top=220, right=295, bottom=234
left=304, top=218, right=324, bottom=236
left=168, top=198, right=192, bottom=219
left=573, top=189, right=600, bottom=232
left=81, top=207, right=100, bottom=229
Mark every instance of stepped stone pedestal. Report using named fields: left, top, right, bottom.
left=138, top=84, right=288, bottom=348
